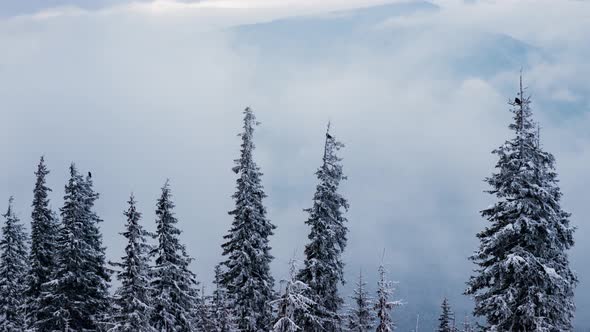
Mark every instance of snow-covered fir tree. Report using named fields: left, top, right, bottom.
left=466, top=76, right=577, bottom=331
left=211, top=265, right=238, bottom=332
left=437, top=298, right=454, bottom=332
left=24, top=156, right=60, bottom=330
left=150, top=180, right=198, bottom=332
left=272, top=259, right=319, bottom=332
left=374, top=264, right=401, bottom=332
left=38, top=164, right=110, bottom=331
left=109, top=194, right=155, bottom=332
left=0, top=197, right=29, bottom=331
left=219, top=107, right=276, bottom=331
left=296, top=123, right=349, bottom=331
left=346, top=270, right=374, bottom=332
left=82, top=168, right=112, bottom=329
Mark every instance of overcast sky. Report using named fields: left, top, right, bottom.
left=1, top=0, right=589, bottom=330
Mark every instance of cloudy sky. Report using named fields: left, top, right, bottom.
left=1, top=0, right=589, bottom=329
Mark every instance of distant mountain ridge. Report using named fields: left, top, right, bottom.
left=231, top=1, right=541, bottom=78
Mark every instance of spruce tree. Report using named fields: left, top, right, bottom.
left=466, top=76, right=577, bottom=331
left=25, top=156, right=60, bottom=330
left=150, top=180, right=198, bottom=332
left=38, top=164, right=110, bottom=331
left=437, top=298, right=453, bottom=332
left=374, top=264, right=401, bottom=332
left=297, top=123, right=349, bottom=331
left=0, top=197, right=29, bottom=331
left=346, top=271, right=374, bottom=332
left=219, top=107, right=276, bottom=331
left=109, top=194, right=155, bottom=332
left=272, top=259, right=319, bottom=332
left=81, top=169, right=112, bottom=329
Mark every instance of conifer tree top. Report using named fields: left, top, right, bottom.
left=0, top=196, right=29, bottom=331
left=110, top=193, right=154, bottom=332
left=374, top=263, right=402, bottom=332
left=297, top=123, right=349, bottom=331
left=220, top=107, right=276, bottom=332
left=467, top=74, right=576, bottom=331
left=347, top=269, right=374, bottom=332
left=32, top=156, right=51, bottom=206
left=437, top=298, right=454, bottom=332
left=150, top=180, right=198, bottom=332
left=42, top=162, right=110, bottom=331
left=26, top=156, right=60, bottom=330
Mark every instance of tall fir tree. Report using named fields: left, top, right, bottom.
left=38, top=164, right=110, bottom=331
left=109, top=194, right=155, bottom=332
left=437, top=298, right=453, bottom=332
left=219, top=107, right=276, bottom=331
left=296, top=123, right=349, bottom=331
left=82, top=168, right=112, bottom=329
left=0, top=197, right=29, bottom=331
left=272, top=259, right=319, bottom=332
left=25, top=156, right=60, bottom=330
left=150, top=181, right=198, bottom=332
left=466, top=76, right=577, bottom=331
left=346, top=271, right=374, bottom=332
left=374, top=264, right=401, bottom=332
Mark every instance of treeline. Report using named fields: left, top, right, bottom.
left=0, top=77, right=578, bottom=332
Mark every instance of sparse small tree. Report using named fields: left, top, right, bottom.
left=346, top=270, right=374, bottom=332
left=272, top=259, right=320, bottom=332
left=437, top=298, right=453, bottom=332
left=460, top=316, right=474, bottom=332
left=194, top=287, right=218, bottom=331
left=211, top=265, right=238, bottom=332
left=374, top=264, right=401, bottom=332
